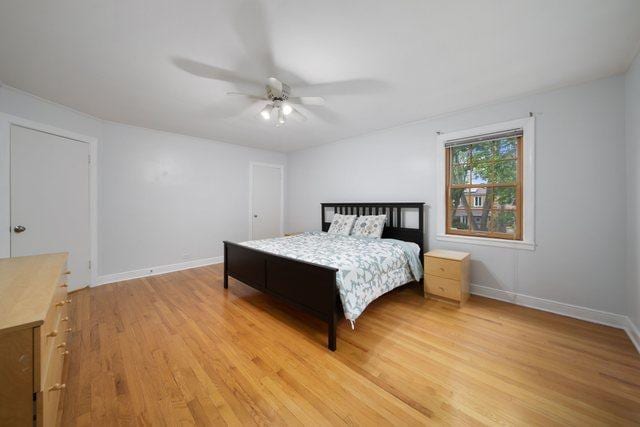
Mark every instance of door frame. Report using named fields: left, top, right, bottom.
left=248, top=162, right=284, bottom=240
left=0, top=113, right=99, bottom=286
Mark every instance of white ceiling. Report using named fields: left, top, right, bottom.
left=1, top=1, right=639, bottom=152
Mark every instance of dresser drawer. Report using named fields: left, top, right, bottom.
left=42, top=330, right=67, bottom=427
left=426, top=274, right=461, bottom=300
left=40, top=289, right=68, bottom=378
left=425, top=256, right=461, bottom=280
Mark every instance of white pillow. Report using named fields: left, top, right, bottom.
left=327, top=213, right=357, bottom=235
left=352, top=214, right=387, bottom=238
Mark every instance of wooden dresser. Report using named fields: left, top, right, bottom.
left=0, top=253, right=71, bottom=426
left=424, top=249, right=470, bottom=306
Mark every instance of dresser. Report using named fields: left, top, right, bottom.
left=424, top=249, right=470, bottom=306
left=0, top=253, right=71, bottom=426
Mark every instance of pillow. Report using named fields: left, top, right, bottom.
left=327, top=213, right=357, bottom=235
left=352, top=214, right=387, bottom=238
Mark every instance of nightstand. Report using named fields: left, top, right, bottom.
left=424, top=249, right=470, bottom=306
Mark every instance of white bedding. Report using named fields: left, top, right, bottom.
left=240, top=232, right=423, bottom=321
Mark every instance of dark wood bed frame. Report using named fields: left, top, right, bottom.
left=223, top=202, right=425, bottom=351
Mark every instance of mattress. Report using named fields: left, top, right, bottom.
left=240, top=232, right=423, bottom=322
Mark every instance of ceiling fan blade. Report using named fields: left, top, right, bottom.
left=226, top=92, right=266, bottom=100
left=267, top=77, right=283, bottom=97
left=299, top=105, right=342, bottom=123
left=234, top=0, right=276, bottom=76
left=289, top=106, right=307, bottom=122
left=292, top=79, right=389, bottom=96
left=171, top=57, right=262, bottom=89
left=288, top=96, right=325, bottom=106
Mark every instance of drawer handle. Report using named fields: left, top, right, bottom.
left=62, top=317, right=69, bottom=322
left=439, top=287, right=445, bottom=292
left=65, top=298, right=72, bottom=304
left=64, top=270, right=71, bottom=275
left=57, top=342, right=67, bottom=349
left=46, top=330, right=58, bottom=338
left=49, top=383, right=66, bottom=391
left=60, top=283, right=68, bottom=288
left=65, top=328, right=72, bottom=333
left=61, top=350, right=70, bottom=356
left=56, top=301, right=65, bottom=307
left=439, top=267, right=445, bottom=271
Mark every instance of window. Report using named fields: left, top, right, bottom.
left=436, top=117, right=535, bottom=250
left=446, top=130, right=522, bottom=240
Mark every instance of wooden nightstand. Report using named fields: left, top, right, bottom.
left=424, top=249, right=470, bottom=306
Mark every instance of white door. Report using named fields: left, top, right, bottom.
left=10, top=125, right=91, bottom=290
left=251, top=163, right=282, bottom=240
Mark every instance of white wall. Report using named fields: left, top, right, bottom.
left=626, top=52, right=640, bottom=331
left=0, top=85, right=286, bottom=281
left=99, top=122, right=284, bottom=276
left=287, top=76, right=627, bottom=316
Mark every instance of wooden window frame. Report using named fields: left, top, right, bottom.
left=445, top=136, right=523, bottom=241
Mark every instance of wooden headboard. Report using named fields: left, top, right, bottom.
left=321, top=202, right=425, bottom=255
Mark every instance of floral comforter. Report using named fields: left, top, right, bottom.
left=240, top=232, right=423, bottom=321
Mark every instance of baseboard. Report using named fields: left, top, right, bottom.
left=96, top=256, right=224, bottom=286
left=624, top=317, right=640, bottom=354
left=470, top=284, right=640, bottom=353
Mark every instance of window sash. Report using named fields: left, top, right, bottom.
left=445, top=136, right=523, bottom=240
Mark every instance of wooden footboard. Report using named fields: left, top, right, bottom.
left=223, top=241, right=340, bottom=350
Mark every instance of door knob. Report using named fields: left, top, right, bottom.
left=13, top=225, right=26, bottom=233
left=253, top=214, right=258, bottom=218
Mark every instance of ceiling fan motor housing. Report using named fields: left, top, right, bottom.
left=266, top=82, right=290, bottom=101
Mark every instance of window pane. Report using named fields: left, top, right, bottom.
left=449, top=188, right=468, bottom=230
left=497, top=138, right=517, bottom=158
left=471, top=140, right=497, bottom=162
left=471, top=167, right=488, bottom=184
left=450, top=188, right=491, bottom=231
left=472, top=159, right=517, bottom=184
left=490, top=210, right=517, bottom=235
left=493, top=187, right=517, bottom=209
left=451, top=146, right=470, bottom=164
left=493, top=159, right=517, bottom=183
left=451, top=165, right=470, bottom=185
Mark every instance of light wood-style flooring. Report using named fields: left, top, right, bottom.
left=59, top=264, right=640, bottom=425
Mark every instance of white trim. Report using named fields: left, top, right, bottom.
left=436, top=234, right=536, bottom=250
left=0, top=113, right=99, bottom=287
left=96, top=256, right=223, bottom=286
left=471, top=284, right=640, bottom=353
left=436, top=117, right=535, bottom=250
left=248, top=162, right=285, bottom=240
left=624, top=318, right=640, bottom=354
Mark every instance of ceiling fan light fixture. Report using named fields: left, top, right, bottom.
left=282, top=103, right=292, bottom=115
left=260, top=104, right=273, bottom=120
left=278, top=107, right=285, bottom=124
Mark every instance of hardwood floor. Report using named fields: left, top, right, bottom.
left=59, top=264, right=640, bottom=426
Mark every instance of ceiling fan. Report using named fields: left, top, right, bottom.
left=227, top=77, right=325, bottom=126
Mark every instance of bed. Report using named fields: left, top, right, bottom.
left=223, top=202, right=425, bottom=350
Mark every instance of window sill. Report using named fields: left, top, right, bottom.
left=435, top=234, right=535, bottom=251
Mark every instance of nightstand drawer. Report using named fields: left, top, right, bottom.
left=425, top=275, right=461, bottom=300
left=425, top=257, right=460, bottom=280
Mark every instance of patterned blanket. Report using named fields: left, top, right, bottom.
left=240, top=232, right=423, bottom=321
